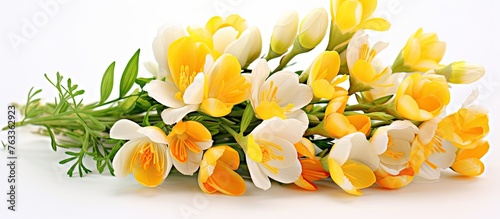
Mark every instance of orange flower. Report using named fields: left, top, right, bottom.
left=198, top=146, right=246, bottom=195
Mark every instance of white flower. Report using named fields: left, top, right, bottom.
left=328, top=132, right=380, bottom=195
left=270, top=11, right=299, bottom=55
left=247, top=59, right=312, bottom=127
left=411, top=117, right=457, bottom=180
left=245, top=118, right=306, bottom=190
left=110, top=119, right=172, bottom=187
left=371, top=120, right=419, bottom=175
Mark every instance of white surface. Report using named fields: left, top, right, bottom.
left=1, top=0, right=499, bottom=218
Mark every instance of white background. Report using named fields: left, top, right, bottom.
left=1, top=0, right=499, bottom=218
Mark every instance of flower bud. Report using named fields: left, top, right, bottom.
left=434, top=61, right=485, bottom=84
left=298, top=8, right=329, bottom=50
left=270, top=11, right=299, bottom=55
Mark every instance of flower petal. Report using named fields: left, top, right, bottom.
left=252, top=117, right=304, bottom=145
left=201, top=98, right=232, bottom=117
left=144, top=80, right=184, bottom=108
left=172, top=149, right=202, bottom=175
left=246, top=156, right=271, bottom=190
left=261, top=159, right=302, bottom=184
left=160, top=104, right=199, bottom=125
left=112, top=138, right=144, bottom=177
left=110, top=119, right=143, bottom=140
left=183, top=73, right=205, bottom=105
left=137, top=126, right=168, bottom=144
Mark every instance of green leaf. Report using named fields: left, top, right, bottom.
left=44, top=125, right=57, bottom=151
left=239, top=103, right=254, bottom=134
left=100, top=62, right=115, bottom=103
left=372, top=94, right=394, bottom=105
left=120, top=49, right=140, bottom=97
left=59, top=156, right=77, bottom=164
left=135, top=77, right=154, bottom=88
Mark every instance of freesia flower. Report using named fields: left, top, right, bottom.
left=189, top=15, right=262, bottom=68
left=394, top=73, right=450, bottom=121
left=410, top=117, right=457, bottom=180
left=201, top=54, right=251, bottom=117
left=110, top=119, right=172, bottom=187
left=145, top=36, right=211, bottom=124
left=151, top=25, right=188, bottom=80
left=451, top=140, right=489, bottom=177
left=248, top=59, right=312, bottom=122
left=328, top=132, right=379, bottom=195
left=269, top=11, right=299, bottom=57
left=346, top=30, right=392, bottom=94
left=297, top=8, right=329, bottom=50
left=307, top=51, right=348, bottom=100
left=245, top=118, right=305, bottom=190
left=370, top=120, right=419, bottom=188
left=198, top=146, right=246, bottom=195
left=434, top=61, right=486, bottom=84
left=306, top=88, right=371, bottom=139
left=167, top=120, right=213, bottom=175
left=438, top=106, right=489, bottom=149
left=293, top=138, right=329, bottom=191
left=330, top=0, right=390, bottom=34
left=392, top=28, right=446, bottom=73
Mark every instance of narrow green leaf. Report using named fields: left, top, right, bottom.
left=100, top=62, right=115, bottom=103
left=120, top=49, right=140, bottom=97
left=135, top=77, right=154, bottom=88
left=372, top=94, right=394, bottom=105
left=44, top=125, right=57, bottom=151
left=239, top=103, right=254, bottom=134
left=59, top=156, right=77, bottom=164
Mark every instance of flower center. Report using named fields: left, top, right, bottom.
left=175, top=65, right=196, bottom=101
left=359, top=43, right=377, bottom=63
left=131, top=142, right=163, bottom=172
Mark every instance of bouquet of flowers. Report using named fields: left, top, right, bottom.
left=6, top=0, right=489, bottom=196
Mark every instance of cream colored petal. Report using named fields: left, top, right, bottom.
left=252, top=117, right=305, bottom=145
left=183, top=73, right=205, bottom=105
left=246, top=156, right=272, bottom=190
left=171, top=149, right=202, bottom=176
left=160, top=104, right=199, bottom=125
left=112, top=138, right=145, bottom=177
left=110, top=119, right=143, bottom=140
left=213, top=26, right=238, bottom=54
left=137, top=126, right=168, bottom=144
left=144, top=80, right=184, bottom=108
left=261, top=159, right=301, bottom=184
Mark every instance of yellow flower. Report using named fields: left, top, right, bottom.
left=145, top=36, right=211, bottom=124
left=307, top=51, right=348, bottom=100
left=325, top=113, right=371, bottom=138
left=394, top=73, right=450, bottom=121
left=330, top=0, right=390, bottom=33
left=297, top=8, right=329, bottom=50
left=198, top=146, right=246, bottom=195
left=410, top=117, right=457, bottom=179
left=306, top=89, right=370, bottom=139
left=202, top=54, right=251, bottom=117
left=190, top=14, right=262, bottom=68
left=451, top=140, right=489, bottom=177
left=438, top=106, right=489, bottom=149
left=206, top=14, right=247, bottom=37
left=293, top=138, right=329, bottom=191
left=245, top=118, right=306, bottom=190
left=248, top=59, right=312, bottom=123
left=269, top=11, right=299, bottom=56
left=434, top=61, right=486, bottom=84
left=151, top=25, right=188, bottom=80
left=167, top=120, right=213, bottom=175
left=346, top=30, right=392, bottom=93
left=370, top=120, right=419, bottom=188
left=110, top=119, right=172, bottom=187
left=393, top=28, right=446, bottom=73
left=328, top=132, right=379, bottom=195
